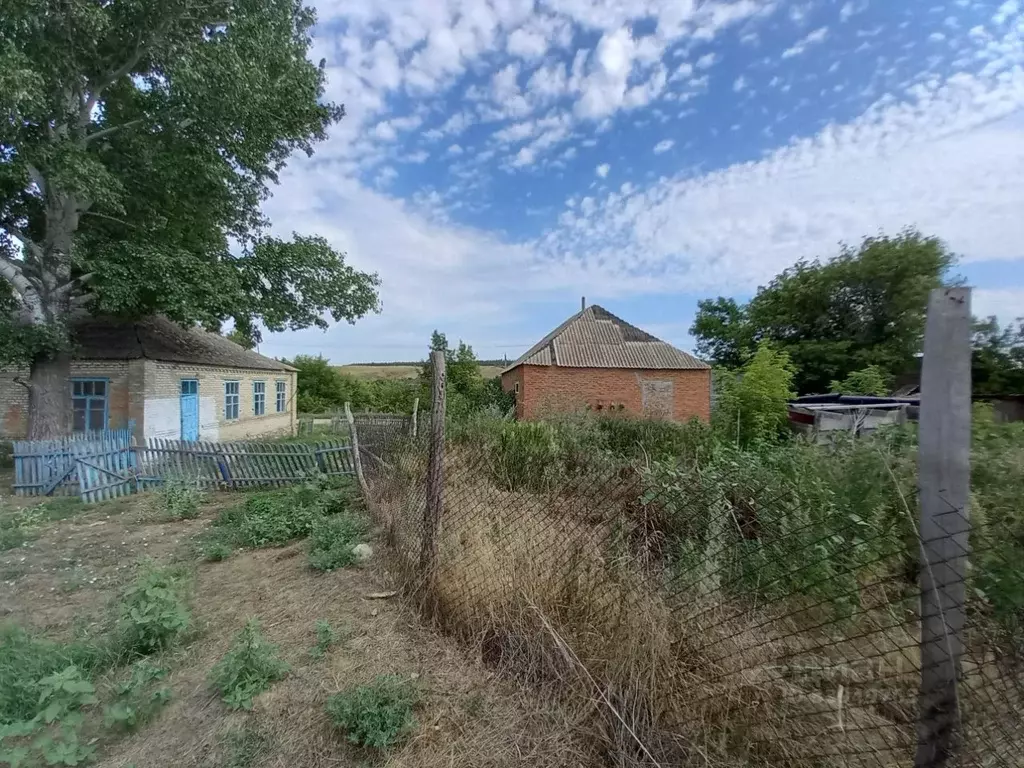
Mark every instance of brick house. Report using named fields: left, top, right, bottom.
left=0, top=316, right=297, bottom=441
left=501, top=304, right=711, bottom=422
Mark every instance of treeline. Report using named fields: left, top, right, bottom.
left=342, top=359, right=509, bottom=368
left=691, top=229, right=1024, bottom=396
left=283, top=331, right=513, bottom=416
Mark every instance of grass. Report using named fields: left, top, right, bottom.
left=0, top=496, right=86, bottom=551
left=325, top=674, right=420, bottom=749
left=208, top=620, right=289, bottom=710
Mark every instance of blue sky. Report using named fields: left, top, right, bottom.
left=259, top=0, right=1024, bottom=364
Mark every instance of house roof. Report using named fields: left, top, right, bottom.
left=503, top=304, right=709, bottom=373
left=72, top=316, right=295, bottom=372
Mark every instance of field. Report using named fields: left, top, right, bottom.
left=0, top=484, right=586, bottom=768
left=337, top=364, right=504, bottom=380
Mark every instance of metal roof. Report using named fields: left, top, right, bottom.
left=502, top=305, right=709, bottom=373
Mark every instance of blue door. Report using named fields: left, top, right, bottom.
left=180, top=380, right=199, bottom=441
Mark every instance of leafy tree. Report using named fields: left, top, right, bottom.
left=1, top=0, right=380, bottom=436
left=714, top=343, right=796, bottom=447
left=225, top=326, right=256, bottom=350
left=285, top=355, right=366, bottom=414
left=691, top=231, right=955, bottom=394
left=829, top=365, right=891, bottom=396
left=972, top=316, right=1024, bottom=395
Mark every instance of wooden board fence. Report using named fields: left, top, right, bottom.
left=13, top=424, right=136, bottom=497
left=134, top=439, right=355, bottom=491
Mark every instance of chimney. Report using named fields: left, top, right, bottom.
left=581, top=296, right=586, bottom=312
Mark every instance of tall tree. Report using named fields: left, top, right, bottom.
left=1, top=0, right=380, bottom=436
left=972, top=316, right=1024, bottom=395
left=691, top=231, right=955, bottom=394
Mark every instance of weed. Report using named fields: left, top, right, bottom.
left=118, top=563, right=191, bottom=656
left=103, top=660, right=172, bottom=732
left=1, top=497, right=87, bottom=551
left=325, top=674, right=419, bottom=749
left=208, top=620, right=288, bottom=710
left=156, top=476, right=205, bottom=520
left=307, top=513, right=368, bottom=571
left=309, top=620, right=337, bottom=658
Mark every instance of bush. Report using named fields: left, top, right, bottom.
left=208, top=620, right=288, bottom=710
left=156, top=477, right=205, bottom=520
left=118, top=564, right=191, bottom=656
left=103, top=660, right=172, bottom=732
left=308, top=512, right=368, bottom=571
left=325, top=675, right=419, bottom=749
left=310, top=620, right=337, bottom=659
left=0, top=626, right=97, bottom=725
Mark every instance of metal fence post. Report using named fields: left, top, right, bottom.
left=422, top=351, right=446, bottom=577
left=344, top=402, right=369, bottom=498
left=915, top=287, right=971, bottom=768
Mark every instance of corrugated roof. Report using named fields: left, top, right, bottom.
left=503, top=305, right=709, bottom=373
left=72, top=316, right=295, bottom=372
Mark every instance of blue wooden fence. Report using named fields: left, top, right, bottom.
left=12, top=423, right=136, bottom=498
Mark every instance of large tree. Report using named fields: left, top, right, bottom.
left=1, top=0, right=380, bottom=437
left=691, top=231, right=955, bottom=394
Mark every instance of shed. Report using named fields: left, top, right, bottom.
left=0, top=316, right=297, bottom=440
left=501, top=304, right=711, bottom=421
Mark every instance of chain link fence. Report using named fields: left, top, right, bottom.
left=352, top=406, right=1023, bottom=768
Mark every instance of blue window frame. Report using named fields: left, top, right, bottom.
left=71, top=378, right=108, bottom=433
left=253, top=381, right=266, bottom=416
left=224, top=381, right=240, bottom=420
left=275, top=381, right=286, bottom=413
left=180, top=379, right=198, bottom=396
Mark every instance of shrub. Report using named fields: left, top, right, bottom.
left=713, top=342, right=796, bottom=447
left=103, top=660, right=172, bottom=732
left=157, top=476, right=205, bottom=520
left=308, top=514, right=368, bottom=571
left=309, top=620, right=337, bottom=658
left=118, top=564, right=191, bottom=656
left=208, top=620, right=288, bottom=710
left=325, top=675, right=419, bottom=749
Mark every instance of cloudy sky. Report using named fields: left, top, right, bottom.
left=258, top=0, right=1024, bottom=364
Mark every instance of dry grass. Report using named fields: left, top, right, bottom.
left=2, top=489, right=594, bottom=768
left=367, top=447, right=1024, bottom=768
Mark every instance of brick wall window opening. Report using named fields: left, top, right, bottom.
left=275, top=381, right=286, bottom=413
left=253, top=381, right=266, bottom=416
left=72, top=378, right=108, bottom=432
left=514, top=381, right=520, bottom=394
left=224, top=381, right=240, bottom=420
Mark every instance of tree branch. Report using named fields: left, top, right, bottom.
left=0, top=253, right=34, bottom=298
left=82, top=34, right=146, bottom=126
left=81, top=210, right=138, bottom=229
left=25, top=163, right=47, bottom=196
left=82, top=118, right=144, bottom=146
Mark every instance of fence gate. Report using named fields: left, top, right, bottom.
left=12, top=424, right=136, bottom=499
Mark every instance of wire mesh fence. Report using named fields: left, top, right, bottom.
left=354, top=415, right=1023, bottom=768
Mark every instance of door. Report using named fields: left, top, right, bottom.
left=180, top=380, right=199, bottom=441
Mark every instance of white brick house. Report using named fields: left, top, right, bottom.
left=0, top=317, right=297, bottom=441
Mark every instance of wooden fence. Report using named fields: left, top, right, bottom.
left=12, top=434, right=354, bottom=503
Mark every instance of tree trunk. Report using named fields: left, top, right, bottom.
left=27, top=350, right=72, bottom=439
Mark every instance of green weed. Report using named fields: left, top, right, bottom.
left=156, top=477, right=205, bottom=520
left=1, top=497, right=87, bottom=551
left=220, top=722, right=273, bottom=768
left=325, top=674, right=419, bottom=749
left=309, top=620, right=337, bottom=659
left=307, top=514, right=368, bottom=571
left=103, top=660, right=172, bottom=732
left=118, top=563, right=191, bottom=656
left=208, top=620, right=288, bottom=710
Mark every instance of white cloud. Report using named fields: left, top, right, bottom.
left=695, top=52, right=718, bottom=69
left=994, top=1, right=1020, bottom=25
left=733, top=75, right=749, bottom=92
left=511, top=146, right=536, bottom=167
left=447, top=144, right=464, bottom=156
left=596, top=163, right=611, bottom=177
left=526, top=61, right=570, bottom=101
left=839, top=1, right=867, bottom=23
left=653, top=139, right=675, bottom=153
left=782, top=26, right=830, bottom=58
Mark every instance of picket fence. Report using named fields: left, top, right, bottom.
left=12, top=433, right=354, bottom=503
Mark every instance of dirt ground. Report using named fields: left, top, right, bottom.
left=0, top=493, right=591, bottom=768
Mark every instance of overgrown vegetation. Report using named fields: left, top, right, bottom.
left=325, top=675, right=419, bottom=749
left=208, top=620, right=289, bottom=711
left=309, top=620, right=338, bottom=659
left=0, top=498, right=85, bottom=551
left=118, top=563, right=191, bottom=656
left=154, top=477, right=205, bottom=521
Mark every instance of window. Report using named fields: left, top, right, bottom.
left=224, top=381, right=240, bottom=420
left=180, top=379, right=198, bottom=396
left=513, top=381, right=520, bottom=394
left=275, top=381, right=286, bottom=413
left=253, top=381, right=266, bottom=416
left=72, top=379, right=108, bottom=432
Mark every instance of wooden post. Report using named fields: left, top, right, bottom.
left=411, top=397, right=419, bottom=439
left=422, top=351, right=446, bottom=577
left=344, top=402, right=369, bottom=498
left=915, top=287, right=971, bottom=768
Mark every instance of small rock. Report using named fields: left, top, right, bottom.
left=352, top=543, right=373, bottom=562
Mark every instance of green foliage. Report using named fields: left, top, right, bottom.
left=118, top=564, right=191, bottom=656
left=829, top=365, right=892, bottom=396
left=236, top=491, right=321, bottom=547
left=208, top=620, right=288, bottom=711
left=691, top=230, right=955, bottom=393
left=103, top=661, right=171, bottom=732
left=309, top=620, right=338, bottom=659
left=972, top=316, right=1024, bottom=395
left=325, top=675, right=419, bottom=749
left=156, top=476, right=205, bottom=520
left=307, top=513, right=368, bottom=571
left=0, top=628, right=96, bottom=726
left=0, top=498, right=86, bottom=551
left=713, top=343, right=796, bottom=447
left=220, top=723, right=272, bottom=768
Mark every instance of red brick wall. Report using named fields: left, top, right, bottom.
left=502, top=365, right=711, bottom=423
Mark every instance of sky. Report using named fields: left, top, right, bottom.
left=258, top=0, right=1024, bottom=364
